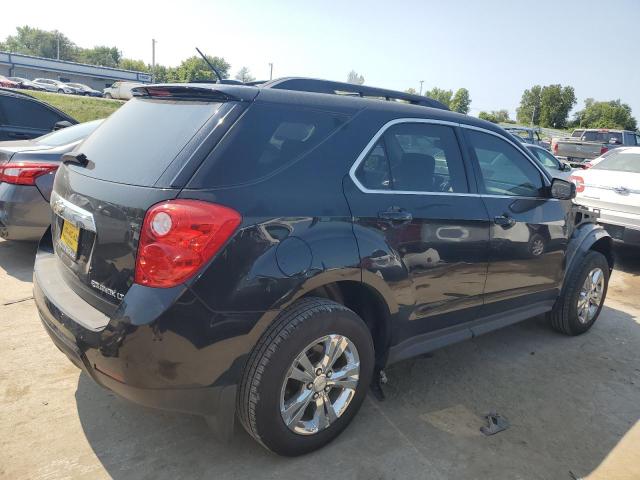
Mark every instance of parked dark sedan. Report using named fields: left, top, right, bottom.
left=0, top=88, right=77, bottom=141
left=66, top=83, right=103, bottom=97
left=0, top=120, right=102, bottom=241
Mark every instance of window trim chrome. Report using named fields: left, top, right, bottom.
left=348, top=117, right=552, bottom=199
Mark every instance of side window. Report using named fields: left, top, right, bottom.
left=0, top=97, right=63, bottom=130
left=466, top=130, right=545, bottom=197
left=355, top=141, right=391, bottom=190
left=634, top=134, right=640, bottom=146
left=190, top=103, right=349, bottom=187
left=533, top=148, right=559, bottom=169
left=356, top=122, right=468, bottom=193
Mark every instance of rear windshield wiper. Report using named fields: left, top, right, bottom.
left=61, top=152, right=89, bottom=167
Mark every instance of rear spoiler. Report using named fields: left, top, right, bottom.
left=131, top=85, right=247, bottom=102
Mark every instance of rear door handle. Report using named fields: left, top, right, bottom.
left=379, top=208, right=413, bottom=223
left=494, top=215, right=515, bottom=227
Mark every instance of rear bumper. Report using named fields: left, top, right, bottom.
left=0, top=182, right=50, bottom=241
left=33, top=234, right=250, bottom=418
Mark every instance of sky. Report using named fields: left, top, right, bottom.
left=2, top=0, right=639, bottom=120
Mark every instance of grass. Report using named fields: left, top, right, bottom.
left=21, top=90, right=124, bottom=122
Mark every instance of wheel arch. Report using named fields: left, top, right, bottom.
left=563, top=223, right=613, bottom=294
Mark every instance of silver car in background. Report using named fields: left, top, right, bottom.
left=572, top=147, right=640, bottom=246
left=32, top=78, right=79, bottom=94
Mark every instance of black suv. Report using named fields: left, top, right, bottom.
left=34, top=79, right=613, bottom=456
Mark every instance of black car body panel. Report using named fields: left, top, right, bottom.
left=0, top=88, right=77, bottom=141
left=33, top=81, right=612, bottom=431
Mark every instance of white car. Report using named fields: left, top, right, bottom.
left=572, top=147, right=640, bottom=245
left=102, top=81, right=142, bottom=100
left=32, top=78, right=78, bottom=94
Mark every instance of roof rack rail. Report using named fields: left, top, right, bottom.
left=260, top=77, right=449, bottom=110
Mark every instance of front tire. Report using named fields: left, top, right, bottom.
left=549, top=250, right=609, bottom=335
left=57, top=88, right=64, bottom=94
left=237, top=298, right=374, bottom=456
left=104, top=93, right=112, bottom=99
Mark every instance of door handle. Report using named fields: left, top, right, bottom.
left=494, top=215, right=515, bottom=227
left=379, top=208, right=413, bottom=223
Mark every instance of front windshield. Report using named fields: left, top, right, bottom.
left=592, top=151, right=640, bottom=173
left=35, top=119, right=103, bottom=147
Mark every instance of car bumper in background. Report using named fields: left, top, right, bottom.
left=0, top=182, right=51, bottom=241
left=580, top=205, right=640, bottom=245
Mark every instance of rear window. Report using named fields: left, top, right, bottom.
left=592, top=151, right=640, bottom=173
left=582, top=131, right=623, bottom=144
left=190, top=103, right=349, bottom=187
left=74, top=98, right=221, bottom=186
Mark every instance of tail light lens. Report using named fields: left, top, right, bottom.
left=569, top=175, right=585, bottom=193
left=135, top=200, right=241, bottom=288
left=600, top=146, right=608, bottom=155
left=582, top=162, right=593, bottom=169
left=553, top=142, right=558, bottom=154
left=0, top=162, right=58, bottom=185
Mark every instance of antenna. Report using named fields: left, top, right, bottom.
left=195, top=47, right=223, bottom=83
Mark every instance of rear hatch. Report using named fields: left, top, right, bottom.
left=49, top=85, right=254, bottom=315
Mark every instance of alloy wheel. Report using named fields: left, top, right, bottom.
left=577, top=267, right=604, bottom=324
left=280, top=334, right=360, bottom=435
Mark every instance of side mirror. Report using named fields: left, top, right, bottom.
left=551, top=178, right=576, bottom=200
left=53, top=120, right=73, bottom=131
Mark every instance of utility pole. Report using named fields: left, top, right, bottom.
left=419, top=80, right=424, bottom=96
left=269, top=62, right=273, bottom=80
left=151, top=39, right=157, bottom=83
left=531, top=105, right=536, bottom=126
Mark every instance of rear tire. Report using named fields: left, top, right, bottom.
left=57, top=88, right=64, bottom=94
left=549, top=250, right=609, bottom=335
left=237, top=297, right=374, bottom=456
left=104, top=93, right=112, bottom=99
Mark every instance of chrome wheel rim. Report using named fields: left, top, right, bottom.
left=531, top=238, right=544, bottom=256
left=280, top=334, right=360, bottom=435
left=577, top=267, right=604, bottom=324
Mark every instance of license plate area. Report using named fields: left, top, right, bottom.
left=59, top=220, right=81, bottom=260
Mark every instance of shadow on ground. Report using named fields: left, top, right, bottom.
left=0, top=240, right=37, bottom=284
left=74, top=304, right=640, bottom=480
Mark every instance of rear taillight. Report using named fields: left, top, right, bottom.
left=582, top=162, right=593, bottom=169
left=569, top=175, right=585, bottom=193
left=0, top=162, right=58, bottom=185
left=134, top=200, right=242, bottom=288
left=600, top=146, right=608, bottom=155
left=553, top=142, right=558, bottom=154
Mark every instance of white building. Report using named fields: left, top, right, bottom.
left=0, top=51, right=152, bottom=90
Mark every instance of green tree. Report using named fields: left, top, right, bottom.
left=235, top=66, right=255, bottom=83
left=118, top=58, right=149, bottom=72
left=76, top=46, right=121, bottom=67
left=539, top=84, right=576, bottom=128
left=516, top=85, right=542, bottom=125
left=1, top=25, right=76, bottom=60
left=574, top=99, right=637, bottom=130
left=517, top=84, right=576, bottom=128
left=405, top=87, right=418, bottom=95
left=479, top=109, right=511, bottom=124
left=450, top=88, right=471, bottom=114
left=173, top=55, right=231, bottom=82
left=425, top=87, right=453, bottom=107
left=347, top=70, right=365, bottom=85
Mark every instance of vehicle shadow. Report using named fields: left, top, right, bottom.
left=612, top=243, right=640, bottom=275
left=0, top=239, right=38, bottom=284
left=74, top=303, right=640, bottom=479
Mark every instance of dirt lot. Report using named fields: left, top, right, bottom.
left=1, top=238, right=639, bottom=480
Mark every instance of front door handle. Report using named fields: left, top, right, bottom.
left=379, top=208, right=413, bottom=223
left=494, top=215, right=515, bottom=227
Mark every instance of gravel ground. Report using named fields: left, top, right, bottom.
left=0, top=239, right=638, bottom=480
